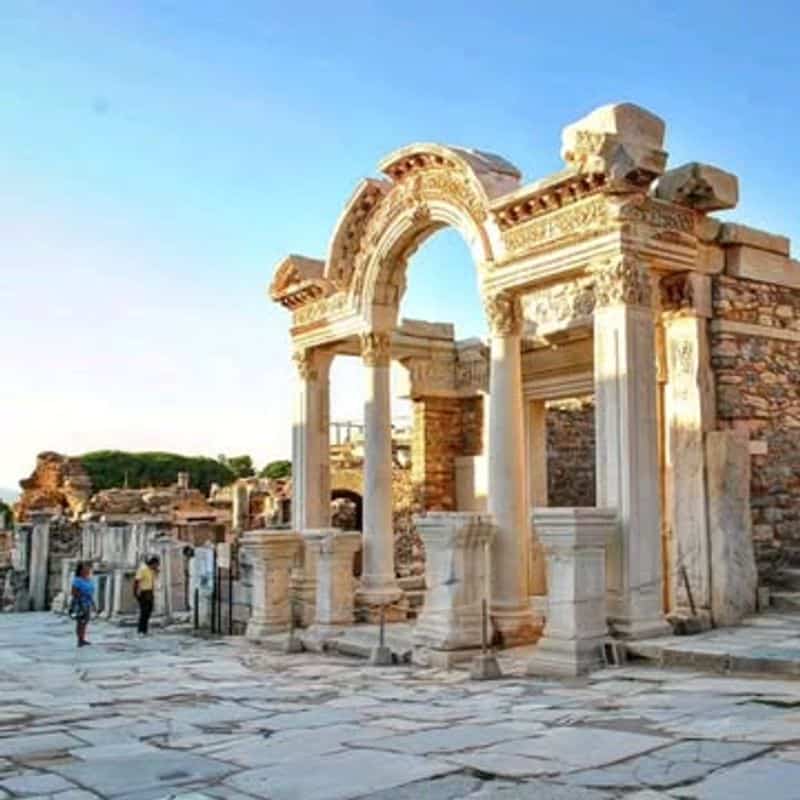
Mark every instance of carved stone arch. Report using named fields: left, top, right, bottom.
left=347, top=143, right=522, bottom=324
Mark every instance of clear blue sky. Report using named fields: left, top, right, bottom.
left=1, top=1, right=798, bottom=489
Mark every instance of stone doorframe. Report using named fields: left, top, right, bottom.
left=270, top=103, right=727, bottom=641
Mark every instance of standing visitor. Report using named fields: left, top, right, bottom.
left=70, top=562, right=95, bottom=647
left=133, top=555, right=160, bottom=636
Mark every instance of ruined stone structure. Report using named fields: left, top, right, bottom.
left=15, top=452, right=92, bottom=521
left=270, top=101, right=800, bottom=670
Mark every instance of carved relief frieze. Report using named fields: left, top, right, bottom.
left=406, top=357, right=456, bottom=396
left=501, top=195, right=610, bottom=255
left=616, top=197, right=695, bottom=235
left=522, top=279, right=596, bottom=333
left=359, top=332, right=391, bottom=367
left=590, top=255, right=652, bottom=308
left=455, top=358, right=489, bottom=393
left=668, top=338, right=695, bottom=400
left=292, top=292, right=351, bottom=327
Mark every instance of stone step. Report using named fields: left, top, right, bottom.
left=771, top=591, right=800, bottom=612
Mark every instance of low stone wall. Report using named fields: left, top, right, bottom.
left=546, top=397, right=596, bottom=508
left=711, top=274, right=800, bottom=578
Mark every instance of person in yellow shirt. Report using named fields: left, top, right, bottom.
left=133, top=556, right=160, bottom=636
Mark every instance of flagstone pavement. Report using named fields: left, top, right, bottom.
left=3, top=613, right=800, bottom=800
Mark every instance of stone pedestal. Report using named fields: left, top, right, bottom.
left=241, top=529, right=301, bottom=639
left=527, top=508, right=617, bottom=677
left=304, top=529, right=361, bottom=641
left=485, top=293, right=539, bottom=646
left=414, top=513, right=494, bottom=653
left=112, top=568, right=138, bottom=616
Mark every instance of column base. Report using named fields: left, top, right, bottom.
left=356, top=589, right=408, bottom=623
left=608, top=615, right=672, bottom=640
left=527, top=635, right=606, bottom=677
left=246, top=619, right=289, bottom=640
left=491, top=604, right=542, bottom=647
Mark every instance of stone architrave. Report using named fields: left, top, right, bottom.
left=484, top=292, right=539, bottom=646
left=527, top=508, right=617, bottom=677
left=241, top=529, right=301, bottom=639
left=413, top=513, right=494, bottom=652
left=305, top=529, right=361, bottom=631
left=662, top=287, right=715, bottom=622
left=292, top=348, right=333, bottom=531
left=592, top=256, right=670, bottom=640
left=28, top=511, right=52, bottom=611
left=706, top=431, right=758, bottom=626
left=357, top=331, right=402, bottom=607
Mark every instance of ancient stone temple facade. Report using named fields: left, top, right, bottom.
left=270, top=102, right=799, bottom=658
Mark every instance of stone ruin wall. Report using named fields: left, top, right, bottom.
left=546, top=397, right=597, bottom=508
left=711, top=274, right=800, bottom=580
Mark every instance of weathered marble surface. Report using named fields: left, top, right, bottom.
left=2, top=612, right=800, bottom=799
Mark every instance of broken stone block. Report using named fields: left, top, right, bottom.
left=561, top=102, right=667, bottom=187
left=706, top=431, right=758, bottom=626
left=654, top=162, right=739, bottom=211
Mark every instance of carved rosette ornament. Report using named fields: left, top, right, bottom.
left=293, top=349, right=317, bottom=381
left=360, top=332, right=391, bottom=367
left=590, top=255, right=652, bottom=308
left=484, top=291, right=522, bottom=337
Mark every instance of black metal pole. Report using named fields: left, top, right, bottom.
left=210, top=549, right=217, bottom=634
left=193, top=587, right=199, bottom=630
left=228, top=567, right=233, bottom=635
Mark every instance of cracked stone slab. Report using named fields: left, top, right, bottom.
left=0, top=771, right=77, bottom=796
left=364, top=773, right=483, bottom=799
left=483, top=727, right=670, bottom=772
left=0, top=732, right=86, bottom=759
left=468, top=780, right=614, bottom=799
left=671, top=755, right=800, bottom=799
left=361, top=723, right=535, bottom=755
left=226, top=748, right=459, bottom=799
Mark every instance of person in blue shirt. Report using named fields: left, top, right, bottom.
left=70, top=561, right=96, bottom=647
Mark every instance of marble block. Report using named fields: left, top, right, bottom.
left=528, top=508, right=617, bottom=677
left=305, top=529, right=361, bottom=632
left=413, top=512, right=494, bottom=652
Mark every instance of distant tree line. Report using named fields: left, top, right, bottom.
left=78, top=450, right=292, bottom=495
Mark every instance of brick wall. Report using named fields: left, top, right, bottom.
left=546, top=397, right=596, bottom=507
left=711, top=275, right=800, bottom=576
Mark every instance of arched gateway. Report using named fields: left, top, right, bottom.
left=271, top=102, right=758, bottom=652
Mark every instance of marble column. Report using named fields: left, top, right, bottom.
left=357, top=332, right=402, bottom=606
left=413, top=512, right=494, bottom=651
left=484, top=292, right=539, bottom=645
left=292, top=348, right=333, bottom=531
left=28, top=511, right=52, bottom=611
left=662, top=279, right=715, bottom=622
left=592, top=255, right=670, bottom=639
left=241, top=529, right=301, bottom=638
left=528, top=508, right=617, bottom=676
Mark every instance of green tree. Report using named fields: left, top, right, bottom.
left=260, top=459, right=291, bottom=480
left=220, top=454, right=255, bottom=479
left=0, top=499, right=13, bottom=528
left=80, top=451, right=235, bottom=495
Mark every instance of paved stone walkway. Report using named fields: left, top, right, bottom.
left=3, top=614, right=800, bottom=799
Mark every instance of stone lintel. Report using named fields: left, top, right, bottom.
left=725, top=246, right=800, bottom=289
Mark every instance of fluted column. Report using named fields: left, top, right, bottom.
left=485, top=292, right=540, bottom=645
left=357, top=331, right=401, bottom=605
left=592, top=255, right=669, bottom=639
left=292, top=348, right=333, bottom=531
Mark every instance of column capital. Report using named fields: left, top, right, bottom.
left=483, top=290, right=522, bottom=336
left=359, top=331, right=391, bottom=367
left=292, top=347, right=332, bottom=381
left=590, top=254, right=652, bottom=309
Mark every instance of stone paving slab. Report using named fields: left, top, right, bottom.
left=4, top=613, right=800, bottom=799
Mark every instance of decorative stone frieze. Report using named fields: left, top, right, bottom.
left=522, top=279, right=596, bottom=335
left=483, top=291, right=521, bottom=337
left=359, top=332, right=391, bottom=367
left=590, top=255, right=652, bottom=308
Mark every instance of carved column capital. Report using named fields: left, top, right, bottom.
left=659, top=272, right=696, bottom=314
left=360, top=331, right=391, bottom=367
left=484, top=290, right=522, bottom=336
left=590, top=255, right=652, bottom=308
left=293, top=349, right=317, bottom=381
